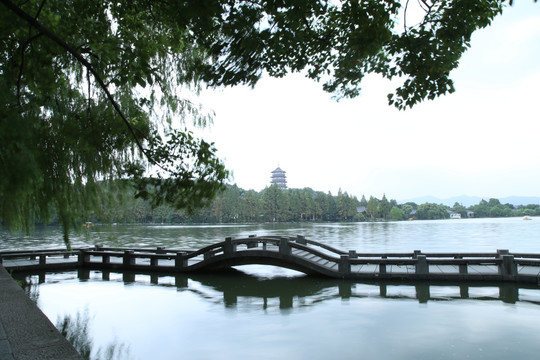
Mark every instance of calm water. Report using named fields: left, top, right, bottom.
left=4, top=218, right=540, bottom=359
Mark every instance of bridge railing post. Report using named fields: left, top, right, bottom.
left=279, top=237, right=291, bottom=255
left=39, top=255, right=47, bottom=266
left=339, top=255, right=350, bottom=275
left=78, top=250, right=90, bottom=266
left=497, top=249, right=510, bottom=257
left=499, top=255, right=517, bottom=277
left=247, top=235, right=258, bottom=249
left=224, top=237, right=236, bottom=255
left=496, top=249, right=517, bottom=278
left=415, top=255, right=429, bottom=275
left=455, top=256, right=468, bottom=274
left=296, top=235, right=307, bottom=245
left=124, top=250, right=135, bottom=266
left=379, top=256, right=387, bottom=274
left=175, top=252, right=187, bottom=269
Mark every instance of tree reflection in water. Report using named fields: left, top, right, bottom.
left=56, top=309, right=130, bottom=360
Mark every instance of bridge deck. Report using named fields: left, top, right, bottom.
left=2, top=235, right=540, bottom=284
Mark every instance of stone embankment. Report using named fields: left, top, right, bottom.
left=0, top=266, right=81, bottom=360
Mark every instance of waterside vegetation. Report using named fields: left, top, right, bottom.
left=27, top=183, right=540, bottom=226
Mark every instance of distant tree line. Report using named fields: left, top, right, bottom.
left=465, top=198, right=540, bottom=218
left=389, top=198, right=540, bottom=221
left=22, top=183, right=540, bottom=226
left=93, top=184, right=372, bottom=224
left=87, top=184, right=540, bottom=224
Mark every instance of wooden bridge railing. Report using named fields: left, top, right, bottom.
left=2, top=235, right=540, bottom=284
left=0, top=249, right=77, bottom=263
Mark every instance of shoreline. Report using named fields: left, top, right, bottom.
left=0, top=265, right=81, bottom=360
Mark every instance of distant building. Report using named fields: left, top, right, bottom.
left=447, top=210, right=474, bottom=219
left=270, top=166, right=287, bottom=189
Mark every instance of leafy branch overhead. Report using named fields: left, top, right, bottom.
left=0, top=0, right=228, bottom=243
left=0, top=0, right=528, bottom=245
left=185, top=0, right=519, bottom=109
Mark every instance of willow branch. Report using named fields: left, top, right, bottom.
left=17, top=32, right=43, bottom=107
left=87, top=67, right=91, bottom=116
left=1, top=0, right=149, bottom=163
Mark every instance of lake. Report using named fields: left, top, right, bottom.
left=4, top=218, right=540, bottom=359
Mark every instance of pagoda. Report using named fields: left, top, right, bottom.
left=270, top=166, right=287, bottom=189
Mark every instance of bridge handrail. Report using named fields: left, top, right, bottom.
left=328, top=252, right=512, bottom=259
left=185, top=242, right=225, bottom=258
left=222, top=235, right=348, bottom=263
left=0, top=248, right=83, bottom=254
left=0, top=249, right=80, bottom=259
left=82, top=250, right=176, bottom=260
left=81, top=243, right=224, bottom=262
left=89, top=246, right=193, bottom=255
left=515, top=259, right=540, bottom=266
left=512, top=253, right=540, bottom=259
left=290, top=242, right=342, bottom=262
left=231, top=236, right=281, bottom=247
left=348, top=253, right=418, bottom=258
left=420, top=252, right=513, bottom=258
left=304, top=239, right=347, bottom=256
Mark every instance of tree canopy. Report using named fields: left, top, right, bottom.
left=0, top=0, right=527, bottom=246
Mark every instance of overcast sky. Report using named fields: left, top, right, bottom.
left=197, top=2, right=540, bottom=202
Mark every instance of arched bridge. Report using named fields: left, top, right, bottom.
left=2, top=235, right=540, bottom=284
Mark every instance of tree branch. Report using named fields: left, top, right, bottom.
left=1, top=0, right=147, bottom=160
left=418, top=0, right=432, bottom=13
left=35, top=0, right=46, bottom=19
left=404, top=0, right=409, bottom=32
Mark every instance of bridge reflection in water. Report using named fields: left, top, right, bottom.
left=13, top=269, right=540, bottom=310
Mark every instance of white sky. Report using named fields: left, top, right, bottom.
left=197, top=1, right=540, bottom=201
